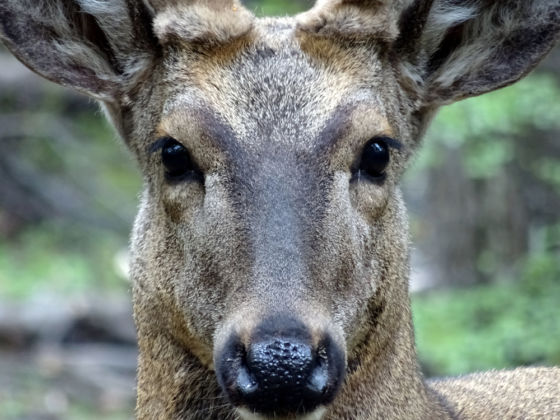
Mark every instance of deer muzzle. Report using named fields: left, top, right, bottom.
left=215, top=315, right=345, bottom=418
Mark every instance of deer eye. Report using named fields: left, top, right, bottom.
left=358, top=138, right=390, bottom=180
left=160, top=137, right=197, bottom=180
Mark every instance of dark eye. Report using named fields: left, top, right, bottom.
left=160, top=137, right=197, bottom=180
left=358, top=138, right=390, bottom=180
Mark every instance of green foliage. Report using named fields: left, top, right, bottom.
left=414, top=73, right=560, bottom=182
left=413, top=251, right=560, bottom=377
left=245, top=0, right=308, bottom=16
left=0, top=387, right=131, bottom=420
left=0, top=103, right=137, bottom=300
left=536, top=158, right=560, bottom=193
left=21, top=111, right=141, bottom=229
left=0, top=222, right=128, bottom=299
left=408, top=72, right=560, bottom=354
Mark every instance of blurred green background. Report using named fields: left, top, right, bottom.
left=0, top=0, right=559, bottom=419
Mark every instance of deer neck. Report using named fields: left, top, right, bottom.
left=325, top=295, right=450, bottom=420
left=133, top=291, right=233, bottom=419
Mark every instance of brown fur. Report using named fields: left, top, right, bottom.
left=1, top=1, right=559, bottom=419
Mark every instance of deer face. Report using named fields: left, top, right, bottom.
left=1, top=1, right=558, bottom=419
left=130, top=20, right=414, bottom=418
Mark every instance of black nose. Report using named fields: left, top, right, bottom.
left=216, top=316, right=345, bottom=416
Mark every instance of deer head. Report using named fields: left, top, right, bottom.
left=1, top=0, right=559, bottom=419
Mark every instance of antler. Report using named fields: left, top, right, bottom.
left=149, top=0, right=254, bottom=45
left=297, top=0, right=416, bottom=42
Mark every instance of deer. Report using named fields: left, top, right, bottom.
left=1, top=0, right=560, bottom=418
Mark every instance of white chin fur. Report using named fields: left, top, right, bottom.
left=237, top=407, right=326, bottom=420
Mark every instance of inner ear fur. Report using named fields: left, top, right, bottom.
left=396, top=0, right=560, bottom=105
left=0, top=0, right=158, bottom=102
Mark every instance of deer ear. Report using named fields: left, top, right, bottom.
left=0, top=0, right=158, bottom=102
left=397, top=1, right=560, bottom=106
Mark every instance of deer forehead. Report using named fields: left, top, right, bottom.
left=156, top=17, right=396, bottom=156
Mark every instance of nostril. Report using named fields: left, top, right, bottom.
left=236, top=364, right=258, bottom=394
left=307, top=348, right=329, bottom=394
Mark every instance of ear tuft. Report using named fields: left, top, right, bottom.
left=396, top=1, right=560, bottom=105
left=153, top=0, right=254, bottom=46
left=0, top=0, right=158, bottom=102
left=0, top=1, right=120, bottom=101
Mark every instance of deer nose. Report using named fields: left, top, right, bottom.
left=240, top=337, right=326, bottom=412
left=215, top=316, right=345, bottom=416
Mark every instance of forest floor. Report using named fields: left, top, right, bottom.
left=0, top=296, right=136, bottom=420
